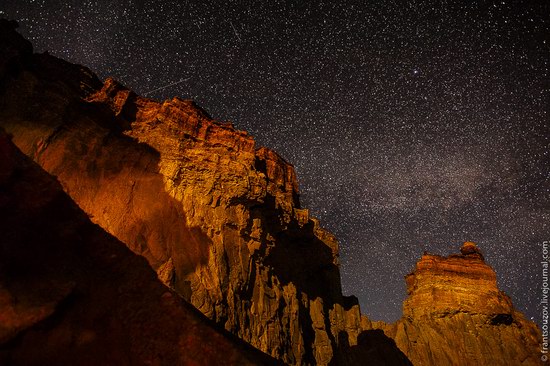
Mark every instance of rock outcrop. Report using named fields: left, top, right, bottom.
left=0, top=130, right=279, bottom=365
left=377, top=242, right=542, bottom=365
left=0, top=20, right=409, bottom=365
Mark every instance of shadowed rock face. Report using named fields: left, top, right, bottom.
left=377, top=242, right=542, bottom=366
left=0, top=131, right=279, bottom=365
left=0, top=20, right=410, bottom=365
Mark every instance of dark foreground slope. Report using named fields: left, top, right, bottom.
left=0, top=130, right=279, bottom=365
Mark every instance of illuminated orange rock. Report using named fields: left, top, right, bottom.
left=0, top=131, right=277, bottom=366
left=378, top=242, right=542, bottom=366
left=0, top=20, right=409, bottom=365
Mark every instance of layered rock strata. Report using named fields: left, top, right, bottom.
left=0, top=130, right=279, bottom=365
left=378, top=242, right=542, bottom=366
left=0, top=20, right=409, bottom=365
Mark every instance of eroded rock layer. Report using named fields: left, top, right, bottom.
left=0, top=130, right=279, bottom=365
left=377, top=242, right=542, bottom=366
left=0, top=20, right=409, bottom=365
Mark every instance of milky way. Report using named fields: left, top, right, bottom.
left=3, top=0, right=549, bottom=324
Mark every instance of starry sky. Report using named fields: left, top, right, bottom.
left=2, top=0, right=549, bottom=325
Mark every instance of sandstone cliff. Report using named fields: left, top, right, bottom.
left=0, top=130, right=279, bottom=365
left=377, top=242, right=542, bottom=365
left=0, top=20, right=409, bottom=365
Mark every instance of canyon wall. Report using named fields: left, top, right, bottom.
left=0, top=20, right=409, bottom=366
left=0, top=130, right=278, bottom=365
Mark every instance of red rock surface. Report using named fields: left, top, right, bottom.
left=0, top=131, right=279, bottom=365
left=0, top=20, right=409, bottom=365
left=378, top=242, right=542, bottom=366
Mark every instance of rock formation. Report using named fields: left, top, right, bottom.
left=0, top=19, right=541, bottom=366
left=0, top=130, right=279, bottom=365
left=377, top=242, right=542, bottom=365
left=0, top=20, right=409, bottom=365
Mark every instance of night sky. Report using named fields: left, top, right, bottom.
left=3, top=0, right=549, bottom=325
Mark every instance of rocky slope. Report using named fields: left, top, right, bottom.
left=0, top=20, right=410, bottom=365
left=377, top=242, right=542, bottom=365
left=0, top=129, right=279, bottom=365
